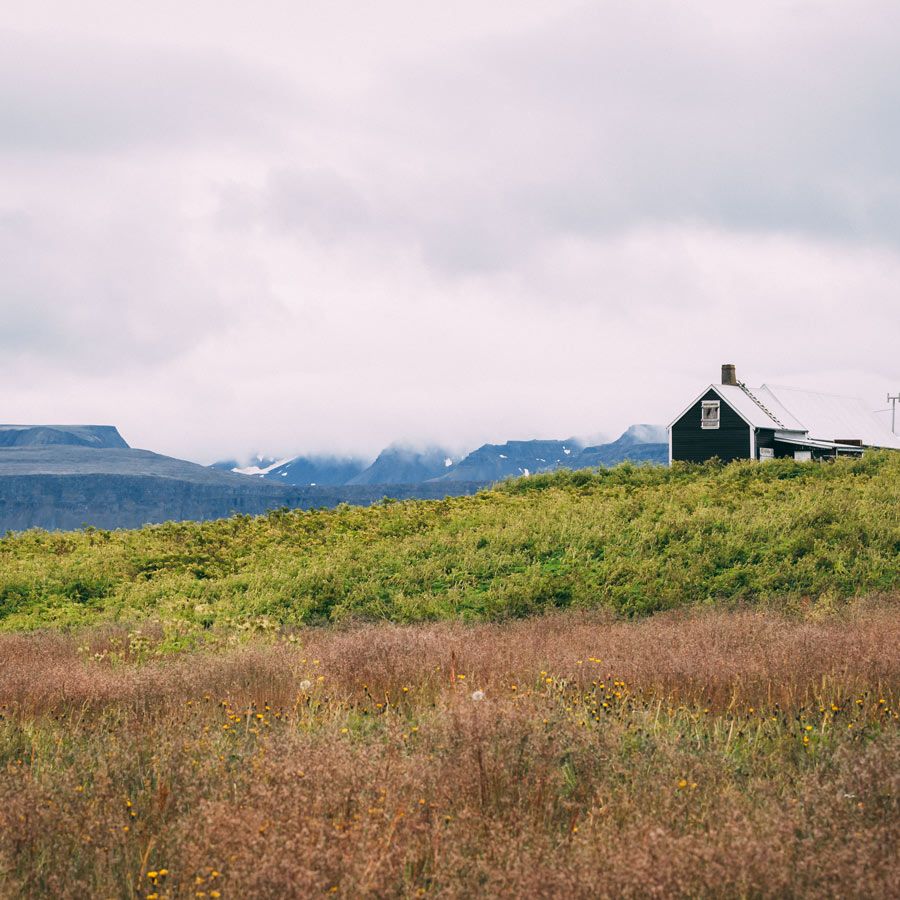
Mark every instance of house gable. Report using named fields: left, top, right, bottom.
left=670, top=387, right=752, bottom=463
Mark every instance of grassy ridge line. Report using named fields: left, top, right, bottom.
left=0, top=453, right=898, bottom=631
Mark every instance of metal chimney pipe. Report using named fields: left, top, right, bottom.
left=721, top=363, right=737, bottom=386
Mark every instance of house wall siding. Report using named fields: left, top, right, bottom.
left=672, top=389, right=751, bottom=462
left=756, top=429, right=776, bottom=454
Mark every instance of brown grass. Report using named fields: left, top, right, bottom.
left=1, top=605, right=899, bottom=898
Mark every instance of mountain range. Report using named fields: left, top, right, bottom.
left=215, top=425, right=668, bottom=487
left=0, top=426, right=481, bottom=531
left=210, top=454, right=369, bottom=485
left=0, top=423, right=666, bottom=531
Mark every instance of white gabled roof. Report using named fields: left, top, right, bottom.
left=712, top=384, right=793, bottom=430
left=739, top=387, right=806, bottom=431
left=759, top=385, right=900, bottom=450
left=667, top=383, right=788, bottom=431
left=668, top=381, right=900, bottom=451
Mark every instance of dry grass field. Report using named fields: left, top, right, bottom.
left=2, top=603, right=898, bottom=898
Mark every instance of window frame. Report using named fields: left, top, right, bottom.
left=700, top=400, right=720, bottom=430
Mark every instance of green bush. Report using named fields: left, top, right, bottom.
left=0, top=453, right=898, bottom=631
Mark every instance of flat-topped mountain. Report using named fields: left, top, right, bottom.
left=0, top=424, right=129, bottom=449
left=0, top=435, right=480, bottom=531
left=0, top=446, right=272, bottom=482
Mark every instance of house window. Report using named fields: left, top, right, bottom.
left=701, top=400, right=720, bottom=429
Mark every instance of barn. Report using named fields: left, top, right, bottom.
left=668, top=364, right=900, bottom=464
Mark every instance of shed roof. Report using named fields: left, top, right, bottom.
left=773, top=432, right=864, bottom=453
left=760, top=385, right=900, bottom=450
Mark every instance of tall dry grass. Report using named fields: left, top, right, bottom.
left=1, top=605, right=898, bottom=898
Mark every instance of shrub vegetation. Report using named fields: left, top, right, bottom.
left=0, top=453, right=898, bottom=633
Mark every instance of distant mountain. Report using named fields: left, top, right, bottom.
left=264, top=455, right=369, bottom=486
left=619, top=423, right=667, bottom=445
left=575, top=441, right=667, bottom=467
left=574, top=425, right=667, bottom=467
left=209, top=458, right=242, bottom=472
left=438, top=439, right=582, bottom=482
left=210, top=425, right=668, bottom=490
left=0, top=424, right=128, bottom=450
left=436, top=426, right=666, bottom=482
left=0, top=443, right=482, bottom=531
left=349, top=445, right=457, bottom=485
left=212, top=453, right=370, bottom=486
left=209, top=454, right=282, bottom=474
left=1, top=421, right=669, bottom=530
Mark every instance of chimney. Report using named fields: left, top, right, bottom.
left=721, top=363, right=737, bottom=386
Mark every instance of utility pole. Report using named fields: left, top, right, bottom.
left=889, top=393, right=900, bottom=434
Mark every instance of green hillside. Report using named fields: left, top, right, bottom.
left=1, top=453, right=898, bottom=633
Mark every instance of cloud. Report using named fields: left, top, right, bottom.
left=0, top=29, right=298, bottom=154
left=241, top=0, right=900, bottom=273
left=1, top=2, right=898, bottom=461
left=0, top=31, right=297, bottom=371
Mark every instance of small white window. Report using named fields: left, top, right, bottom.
left=701, top=400, right=720, bottom=429
left=794, top=450, right=812, bottom=462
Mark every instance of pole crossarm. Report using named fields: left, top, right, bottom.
left=888, top=393, right=900, bottom=435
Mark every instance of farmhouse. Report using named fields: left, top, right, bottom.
left=668, top=364, right=900, bottom=463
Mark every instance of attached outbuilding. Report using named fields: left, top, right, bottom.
left=668, top=364, right=900, bottom=464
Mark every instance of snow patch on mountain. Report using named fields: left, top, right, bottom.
left=232, top=457, right=293, bottom=476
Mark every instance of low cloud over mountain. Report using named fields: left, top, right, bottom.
left=216, top=425, right=667, bottom=487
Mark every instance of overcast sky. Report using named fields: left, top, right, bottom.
left=2, top=1, right=899, bottom=462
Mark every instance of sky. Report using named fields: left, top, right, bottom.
left=2, top=0, right=899, bottom=463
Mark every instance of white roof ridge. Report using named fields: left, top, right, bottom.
left=736, top=382, right=785, bottom=427
left=708, top=383, right=787, bottom=430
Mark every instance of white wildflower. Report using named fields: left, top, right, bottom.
left=298, top=679, right=312, bottom=692
left=471, top=690, right=485, bottom=702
